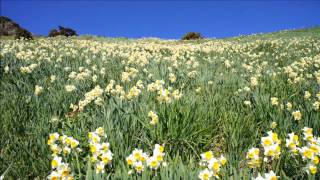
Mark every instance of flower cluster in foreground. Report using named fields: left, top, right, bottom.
left=298, top=127, right=320, bottom=175
left=88, top=127, right=113, bottom=174
left=47, top=133, right=80, bottom=180
left=246, top=127, right=320, bottom=177
left=254, top=170, right=278, bottom=180
left=47, top=127, right=114, bottom=179
left=45, top=125, right=320, bottom=179
left=126, top=144, right=166, bottom=174
left=198, top=151, right=227, bottom=179
left=148, top=111, right=159, bottom=125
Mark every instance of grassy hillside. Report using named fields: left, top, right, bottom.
left=1, top=28, right=320, bottom=179
left=228, top=26, right=320, bottom=41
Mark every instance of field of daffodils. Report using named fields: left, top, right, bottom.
left=1, top=28, right=320, bottom=179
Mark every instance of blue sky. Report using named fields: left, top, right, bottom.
left=1, top=0, right=320, bottom=39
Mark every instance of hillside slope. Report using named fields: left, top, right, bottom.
left=1, top=28, right=320, bottom=179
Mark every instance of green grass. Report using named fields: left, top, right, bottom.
left=1, top=28, right=320, bottom=179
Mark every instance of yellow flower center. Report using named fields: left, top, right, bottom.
left=151, top=160, right=158, bottom=168
left=51, top=160, right=58, bottom=168
left=204, top=151, right=212, bottom=160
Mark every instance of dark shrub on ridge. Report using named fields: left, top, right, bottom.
left=181, top=32, right=203, bottom=40
left=48, top=26, right=77, bottom=37
left=1, top=16, right=33, bottom=39
left=15, top=28, right=33, bottom=40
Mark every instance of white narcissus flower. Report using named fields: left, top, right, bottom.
left=133, top=161, right=144, bottom=173
left=198, top=168, right=213, bottom=180
left=4, top=65, right=9, bottom=73
left=264, top=170, right=278, bottom=180
left=65, top=85, right=77, bottom=92
left=51, top=156, right=62, bottom=169
left=292, top=110, right=302, bottom=121
left=253, top=173, right=265, bottom=180
left=147, top=156, right=160, bottom=169
left=50, top=75, right=56, bottom=82
left=95, top=161, right=105, bottom=174
left=148, top=111, right=159, bottom=125
left=34, top=85, right=43, bottom=96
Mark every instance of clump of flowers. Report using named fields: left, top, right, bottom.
left=68, top=68, right=92, bottom=81
left=148, top=111, right=159, bottom=125
left=20, top=63, right=38, bottom=73
left=121, top=67, right=139, bottom=82
left=88, top=127, right=113, bottom=174
left=250, top=76, right=259, bottom=87
left=245, top=127, right=319, bottom=176
left=4, top=65, right=9, bottom=73
left=245, top=131, right=281, bottom=168
left=198, top=168, right=213, bottom=180
left=292, top=110, right=302, bottom=121
left=126, top=144, right=166, bottom=175
left=157, top=88, right=182, bottom=103
left=34, top=85, right=43, bottom=96
left=196, top=87, right=202, bottom=93
left=157, top=88, right=172, bottom=103
left=146, top=80, right=182, bottom=103
left=50, top=75, right=56, bottom=83
left=105, top=80, right=116, bottom=94
left=297, top=127, right=320, bottom=175
left=47, top=133, right=80, bottom=180
left=65, top=85, right=77, bottom=92
left=244, top=100, right=252, bottom=107
left=286, top=102, right=292, bottom=111
left=104, top=80, right=126, bottom=100
left=246, top=147, right=261, bottom=168
left=168, top=73, right=176, bottom=83
left=71, top=85, right=104, bottom=112
left=126, top=86, right=141, bottom=100
left=270, top=97, right=279, bottom=106
left=313, top=101, right=320, bottom=111
left=304, top=91, right=311, bottom=100
left=261, top=131, right=281, bottom=160
left=285, top=133, right=300, bottom=155
left=147, top=80, right=165, bottom=92
left=48, top=158, right=74, bottom=180
left=254, top=170, right=278, bottom=180
left=270, top=122, right=277, bottom=129
left=198, top=151, right=227, bottom=179
left=302, top=127, right=313, bottom=142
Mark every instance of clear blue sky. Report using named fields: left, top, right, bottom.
left=1, top=0, right=320, bottom=39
